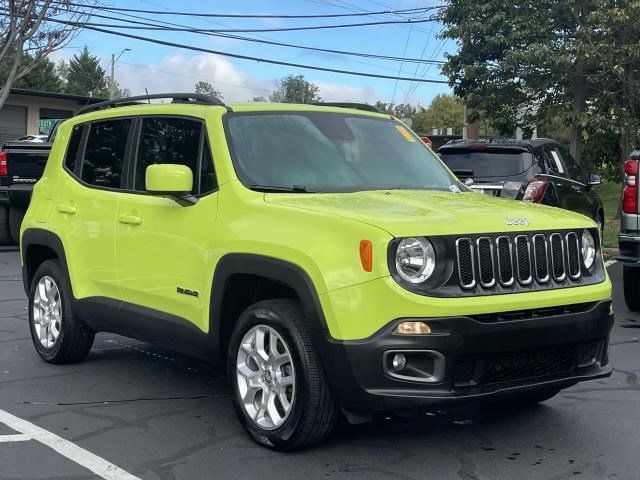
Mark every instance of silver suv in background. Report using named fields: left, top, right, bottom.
left=618, top=149, right=640, bottom=310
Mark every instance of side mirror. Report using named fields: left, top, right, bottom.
left=586, top=173, right=602, bottom=188
left=145, top=164, right=197, bottom=206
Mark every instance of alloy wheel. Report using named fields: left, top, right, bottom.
left=32, top=276, right=63, bottom=349
left=236, top=324, right=296, bottom=430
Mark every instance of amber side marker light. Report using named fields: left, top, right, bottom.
left=360, top=239, right=373, bottom=272
left=394, top=321, right=432, bottom=335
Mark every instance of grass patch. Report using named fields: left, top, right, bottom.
left=594, top=180, right=621, bottom=249
left=594, top=180, right=621, bottom=220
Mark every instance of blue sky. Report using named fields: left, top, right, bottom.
left=53, top=0, right=455, bottom=105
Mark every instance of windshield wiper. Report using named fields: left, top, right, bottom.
left=248, top=184, right=314, bottom=193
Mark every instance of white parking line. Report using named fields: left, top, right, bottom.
left=0, top=408, right=140, bottom=480
left=0, top=433, right=30, bottom=442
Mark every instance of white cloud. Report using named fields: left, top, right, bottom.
left=113, top=53, right=386, bottom=104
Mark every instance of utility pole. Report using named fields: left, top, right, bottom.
left=110, top=48, right=131, bottom=100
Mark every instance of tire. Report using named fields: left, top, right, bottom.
left=501, top=388, right=561, bottom=407
left=8, top=206, right=26, bottom=245
left=28, top=259, right=95, bottom=364
left=228, top=299, right=338, bottom=451
left=623, top=266, right=640, bottom=312
left=0, top=205, right=10, bottom=245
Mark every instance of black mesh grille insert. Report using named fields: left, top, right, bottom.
left=533, top=235, right=549, bottom=282
left=482, top=344, right=578, bottom=385
left=457, top=239, right=475, bottom=288
left=453, top=359, right=477, bottom=386
left=567, top=232, right=581, bottom=278
left=477, top=237, right=495, bottom=286
left=550, top=234, right=566, bottom=280
left=515, top=236, right=531, bottom=284
left=496, top=236, right=513, bottom=285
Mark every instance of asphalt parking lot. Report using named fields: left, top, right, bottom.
left=0, top=248, right=639, bottom=480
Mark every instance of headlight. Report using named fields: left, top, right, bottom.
left=395, top=237, right=436, bottom=283
left=582, top=229, right=596, bottom=269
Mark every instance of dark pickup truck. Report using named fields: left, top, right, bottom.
left=0, top=139, right=52, bottom=244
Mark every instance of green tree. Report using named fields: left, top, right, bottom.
left=0, top=53, right=62, bottom=93
left=65, top=47, right=109, bottom=97
left=439, top=0, right=640, bottom=170
left=413, top=94, right=464, bottom=134
left=269, top=75, right=321, bottom=103
left=194, top=80, right=223, bottom=99
left=0, top=1, right=94, bottom=110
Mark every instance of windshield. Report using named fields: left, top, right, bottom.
left=225, top=112, right=457, bottom=192
left=438, top=149, right=535, bottom=182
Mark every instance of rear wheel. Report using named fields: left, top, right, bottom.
left=28, top=260, right=95, bottom=364
left=8, top=206, right=26, bottom=245
left=0, top=205, right=10, bottom=245
left=228, top=299, right=338, bottom=450
left=623, top=266, right=640, bottom=312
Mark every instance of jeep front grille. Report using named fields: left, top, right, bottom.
left=455, top=231, right=587, bottom=291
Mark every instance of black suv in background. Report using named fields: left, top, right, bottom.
left=438, top=139, right=604, bottom=229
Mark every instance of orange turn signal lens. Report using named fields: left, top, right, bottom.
left=394, top=321, right=431, bottom=335
left=360, top=239, right=373, bottom=272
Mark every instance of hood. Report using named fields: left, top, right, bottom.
left=264, top=189, right=594, bottom=237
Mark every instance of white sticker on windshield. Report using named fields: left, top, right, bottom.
left=550, top=150, right=565, bottom=174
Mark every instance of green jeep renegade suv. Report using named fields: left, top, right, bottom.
left=20, top=94, right=613, bottom=450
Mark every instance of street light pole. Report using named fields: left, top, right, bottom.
left=110, top=48, right=131, bottom=100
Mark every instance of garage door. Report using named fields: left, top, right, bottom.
left=0, top=104, right=27, bottom=146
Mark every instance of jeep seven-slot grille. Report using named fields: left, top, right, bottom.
left=456, top=232, right=584, bottom=291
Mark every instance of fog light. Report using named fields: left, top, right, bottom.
left=394, top=321, right=431, bottom=335
left=392, top=353, right=407, bottom=371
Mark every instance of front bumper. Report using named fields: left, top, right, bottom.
left=315, top=300, right=613, bottom=412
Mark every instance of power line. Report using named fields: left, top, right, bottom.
left=27, top=13, right=450, bottom=84
left=81, top=7, right=445, bottom=65
left=54, top=0, right=440, bottom=19
left=78, top=17, right=439, bottom=34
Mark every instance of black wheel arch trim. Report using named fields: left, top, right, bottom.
left=210, top=253, right=329, bottom=355
left=21, top=228, right=71, bottom=296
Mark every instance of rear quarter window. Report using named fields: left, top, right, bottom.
left=64, top=125, right=84, bottom=174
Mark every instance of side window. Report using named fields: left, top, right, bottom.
left=64, top=125, right=83, bottom=174
left=200, top=141, right=217, bottom=194
left=81, top=119, right=131, bottom=189
left=134, top=117, right=202, bottom=193
left=544, top=145, right=566, bottom=176
left=558, top=146, right=583, bottom=182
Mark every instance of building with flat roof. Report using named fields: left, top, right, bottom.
left=0, top=89, right=105, bottom=144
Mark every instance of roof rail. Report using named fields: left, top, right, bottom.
left=310, top=102, right=380, bottom=113
left=77, top=93, right=229, bottom=115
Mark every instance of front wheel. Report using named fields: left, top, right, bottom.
left=623, top=266, right=640, bottom=312
left=228, top=299, right=338, bottom=450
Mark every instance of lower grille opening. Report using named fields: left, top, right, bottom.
left=452, top=340, right=604, bottom=388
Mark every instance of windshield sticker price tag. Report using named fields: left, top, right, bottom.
left=394, top=125, right=416, bottom=142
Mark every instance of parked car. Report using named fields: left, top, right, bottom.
left=0, top=135, right=53, bottom=244
left=437, top=139, right=605, bottom=231
left=21, top=94, right=612, bottom=450
left=617, top=149, right=640, bottom=310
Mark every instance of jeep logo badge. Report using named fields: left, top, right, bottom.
left=506, top=217, right=529, bottom=226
